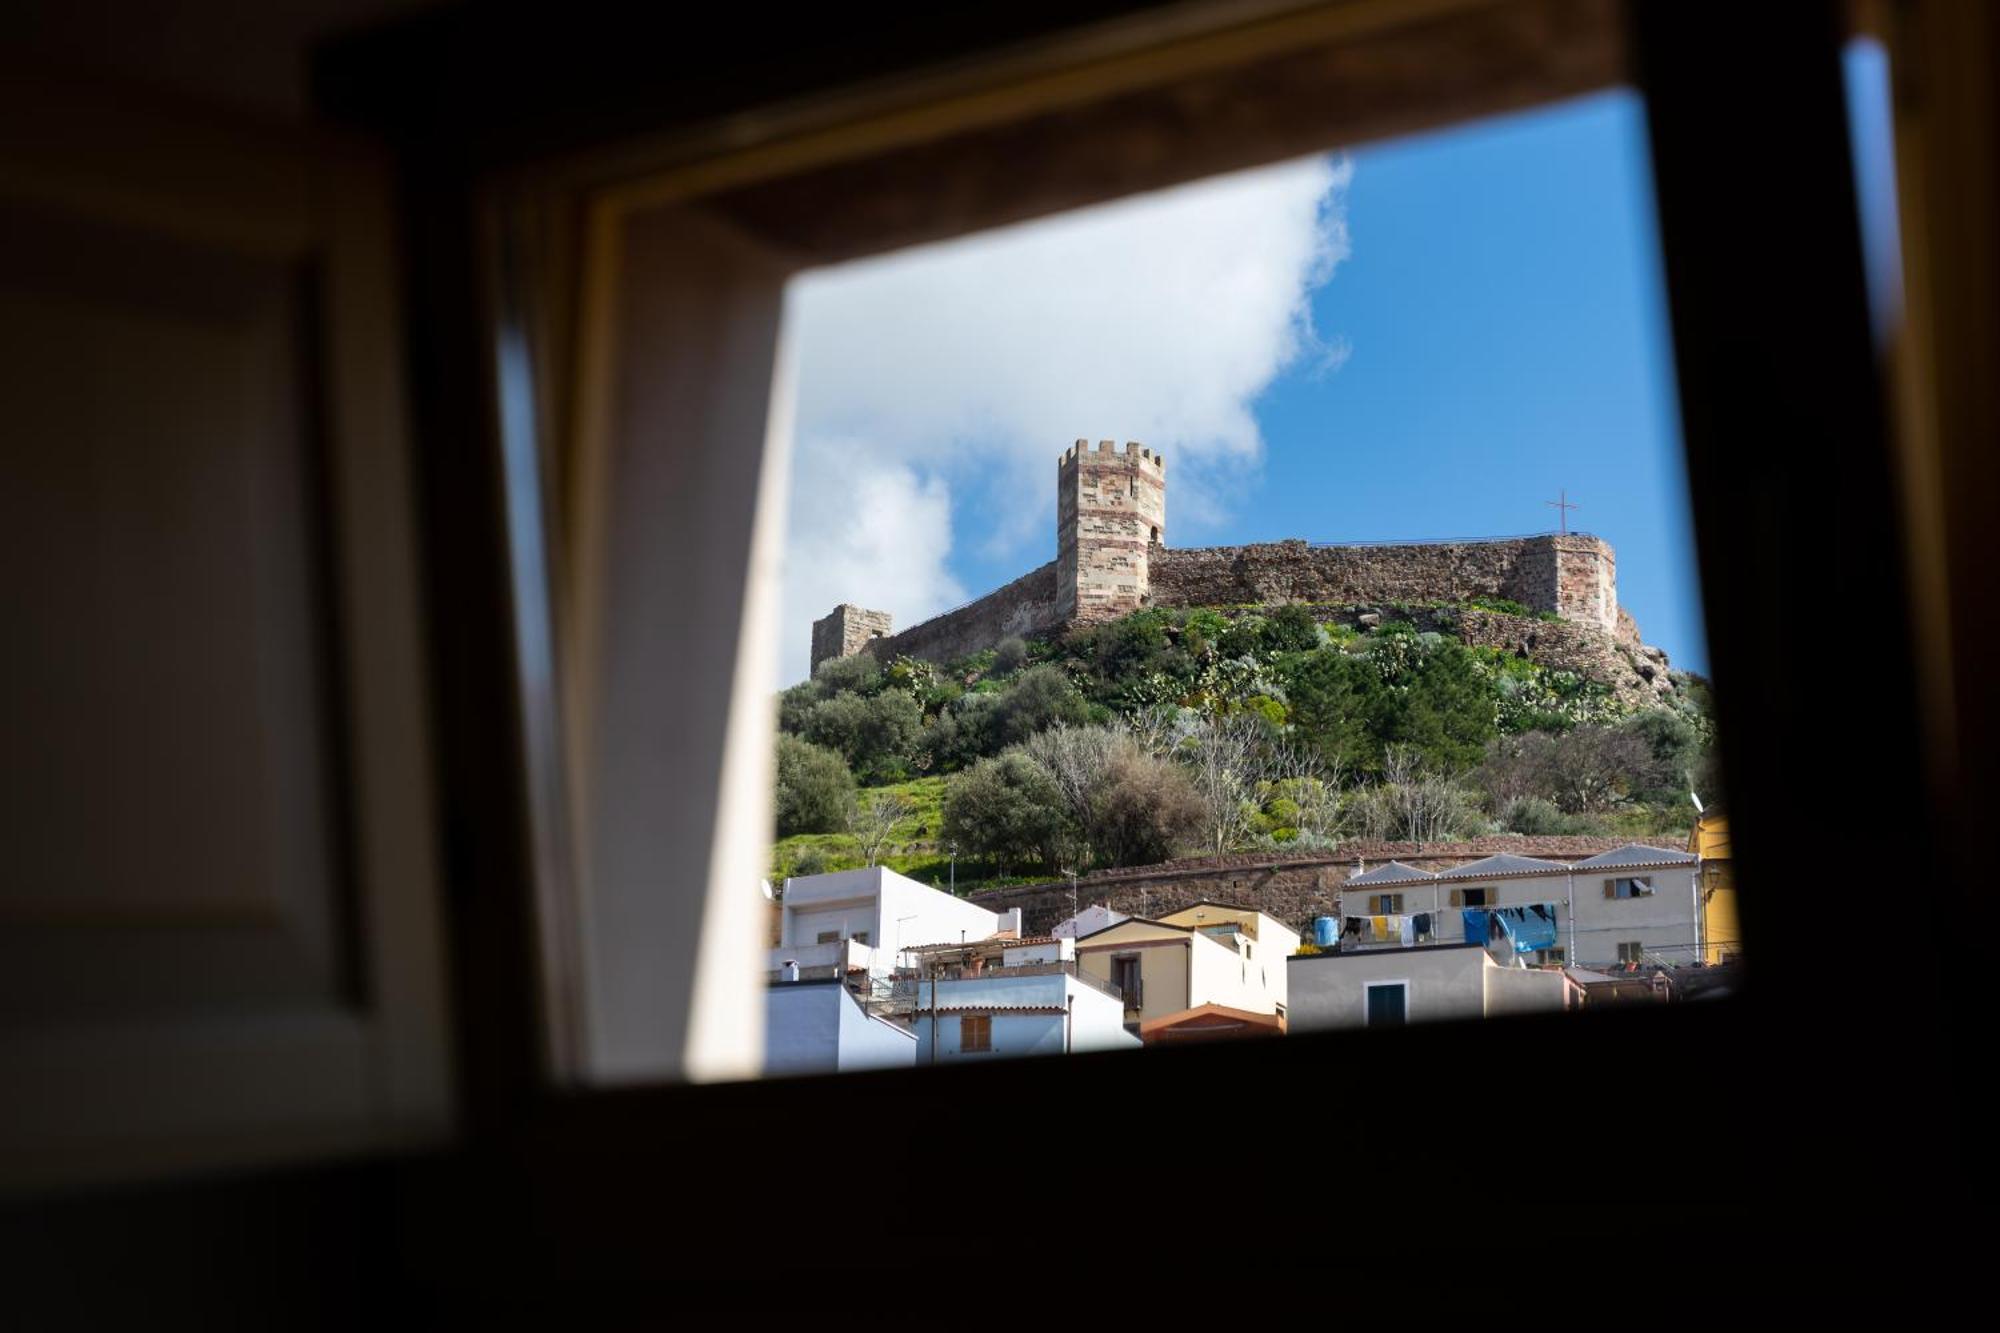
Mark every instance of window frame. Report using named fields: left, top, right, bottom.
left=317, top=2, right=1962, bottom=1280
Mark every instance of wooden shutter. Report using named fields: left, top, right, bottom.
left=1604, top=878, right=1618, bottom=899
left=1449, top=888, right=1463, bottom=907
left=0, top=86, right=449, bottom=1188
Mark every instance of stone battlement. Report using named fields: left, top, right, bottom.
left=809, top=442, right=1649, bottom=691
left=1058, top=438, right=1166, bottom=471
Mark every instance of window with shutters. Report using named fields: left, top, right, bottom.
left=1369, top=894, right=1405, bottom=914
left=1450, top=887, right=1492, bottom=908
left=1365, top=982, right=1408, bottom=1027
left=960, top=1014, right=992, bottom=1052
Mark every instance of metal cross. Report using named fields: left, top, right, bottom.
left=1546, top=489, right=1579, bottom=535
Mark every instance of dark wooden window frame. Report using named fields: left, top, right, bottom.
left=311, top=0, right=1973, bottom=1293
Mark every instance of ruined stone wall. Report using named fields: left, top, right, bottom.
left=810, top=604, right=895, bottom=675
left=1147, top=534, right=1618, bottom=632
left=861, top=561, right=1065, bottom=667
left=968, top=835, right=1633, bottom=936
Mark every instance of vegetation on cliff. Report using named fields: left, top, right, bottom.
left=771, top=603, right=1717, bottom=891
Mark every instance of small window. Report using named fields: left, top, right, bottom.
left=851, top=932, right=869, bottom=945
left=816, top=931, right=840, bottom=944
left=1605, top=877, right=1655, bottom=900
left=1535, top=947, right=1566, bottom=966
left=1369, top=893, right=1405, bottom=914
left=1617, top=942, right=1646, bottom=963
left=960, top=1014, right=992, bottom=1052
left=1452, top=887, right=1491, bottom=908
left=1365, top=982, right=1408, bottom=1027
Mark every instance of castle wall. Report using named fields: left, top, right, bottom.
left=967, top=835, right=1633, bottom=935
left=1147, top=534, right=1617, bottom=631
left=862, top=561, right=1064, bottom=666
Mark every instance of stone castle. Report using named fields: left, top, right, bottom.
left=812, top=439, right=1675, bottom=702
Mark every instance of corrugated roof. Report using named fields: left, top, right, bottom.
left=1344, top=860, right=1437, bottom=886
left=1436, top=853, right=1570, bottom=880
left=1572, top=843, right=1698, bottom=869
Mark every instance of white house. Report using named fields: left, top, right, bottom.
left=1051, top=903, right=1128, bottom=939
left=764, top=977, right=917, bottom=1076
left=771, top=866, right=1019, bottom=983
left=1073, top=901, right=1300, bottom=1029
left=1288, top=944, right=1576, bottom=1030
left=904, top=935, right=1140, bottom=1063
left=1336, top=845, right=1703, bottom=969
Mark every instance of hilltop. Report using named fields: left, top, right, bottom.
left=771, top=601, right=1716, bottom=893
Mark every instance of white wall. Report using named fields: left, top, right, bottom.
left=779, top=866, right=1002, bottom=960
left=909, top=971, right=1139, bottom=1061
left=1186, top=929, right=1284, bottom=1016
left=764, top=981, right=915, bottom=1076
left=1287, top=947, right=1489, bottom=1031
left=1483, top=964, right=1572, bottom=1017
left=1348, top=866, right=1702, bottom=970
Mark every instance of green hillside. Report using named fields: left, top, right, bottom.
left=770, top=603, right=1716, bottom=892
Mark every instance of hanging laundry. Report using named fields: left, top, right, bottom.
left=1461, top=908, right=1490, bottom=945
left=1371, top=914, right=1390, bottom=942
left=1412, top=912, right=1432, bottom=942
left=1399, top=915, right=1415, bottom=946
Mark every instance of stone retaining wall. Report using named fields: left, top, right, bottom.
left=968, top=835, right=1636, bottom=935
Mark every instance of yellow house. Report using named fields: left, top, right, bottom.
left=1074, top=901, right=1299, bottom=1029
left=1690, top=806, right=1740, bottom=964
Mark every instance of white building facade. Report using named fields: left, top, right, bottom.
left=906, top=937, right=1139, bottom=1063
left=764, top=979, right=918, bottom=1076
left=772, top=866, right=1019, bottom=982
left=1336, top=845, right=1703, bottom=969
left=1287, top=945, right=1575, bottom=1031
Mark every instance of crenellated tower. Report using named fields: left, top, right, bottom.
left=1057, top=439, right=1166, bottom=624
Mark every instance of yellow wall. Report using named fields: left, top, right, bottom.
left=1076, top=922, right=1190, bottom=1023
left=1691, top=810, right=1740, bottom=963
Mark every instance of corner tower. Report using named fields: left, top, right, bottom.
left=1057, top=439, right=1165, bottom=624
left=810, top=603, right=893, bottom=675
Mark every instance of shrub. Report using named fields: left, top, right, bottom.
left=988, top=664, right=1090, bottom=749
left=787, top=845, right=834, bottom=878
left=1088, top=749, right=1207, bottom=867
left=1262, top=603, right=1324, bottom=653
left=773, top=735, right=855, bottom=836
left=812, top=652, right=881, bottom=697
left=1499, top=796, right=1574, bottom=836
left=993, top=636, right=1029, bottom=675
left=804, top=689, right=923, bottom=784
left=940, top=751, right=1072, bottom=875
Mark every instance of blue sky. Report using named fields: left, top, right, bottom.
left=779, top=44, right=1900, bottom=685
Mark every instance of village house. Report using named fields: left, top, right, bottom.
left=1288, top=943, right=1578, bottom=1031
left=770, top=866, right=1020, bottom=985
left=903, top=935, right=1137, bottom=1063
left=1074, top=901, right=1299, bottom=1031
left=1335, top=844, right=1704, bottom=969
left=763, top=976, right=917, bottom=1077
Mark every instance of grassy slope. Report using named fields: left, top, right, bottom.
left=768, top=776, right=1058, bottom=894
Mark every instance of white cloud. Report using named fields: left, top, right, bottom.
left=775, top=152, right=1352, bottom=683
